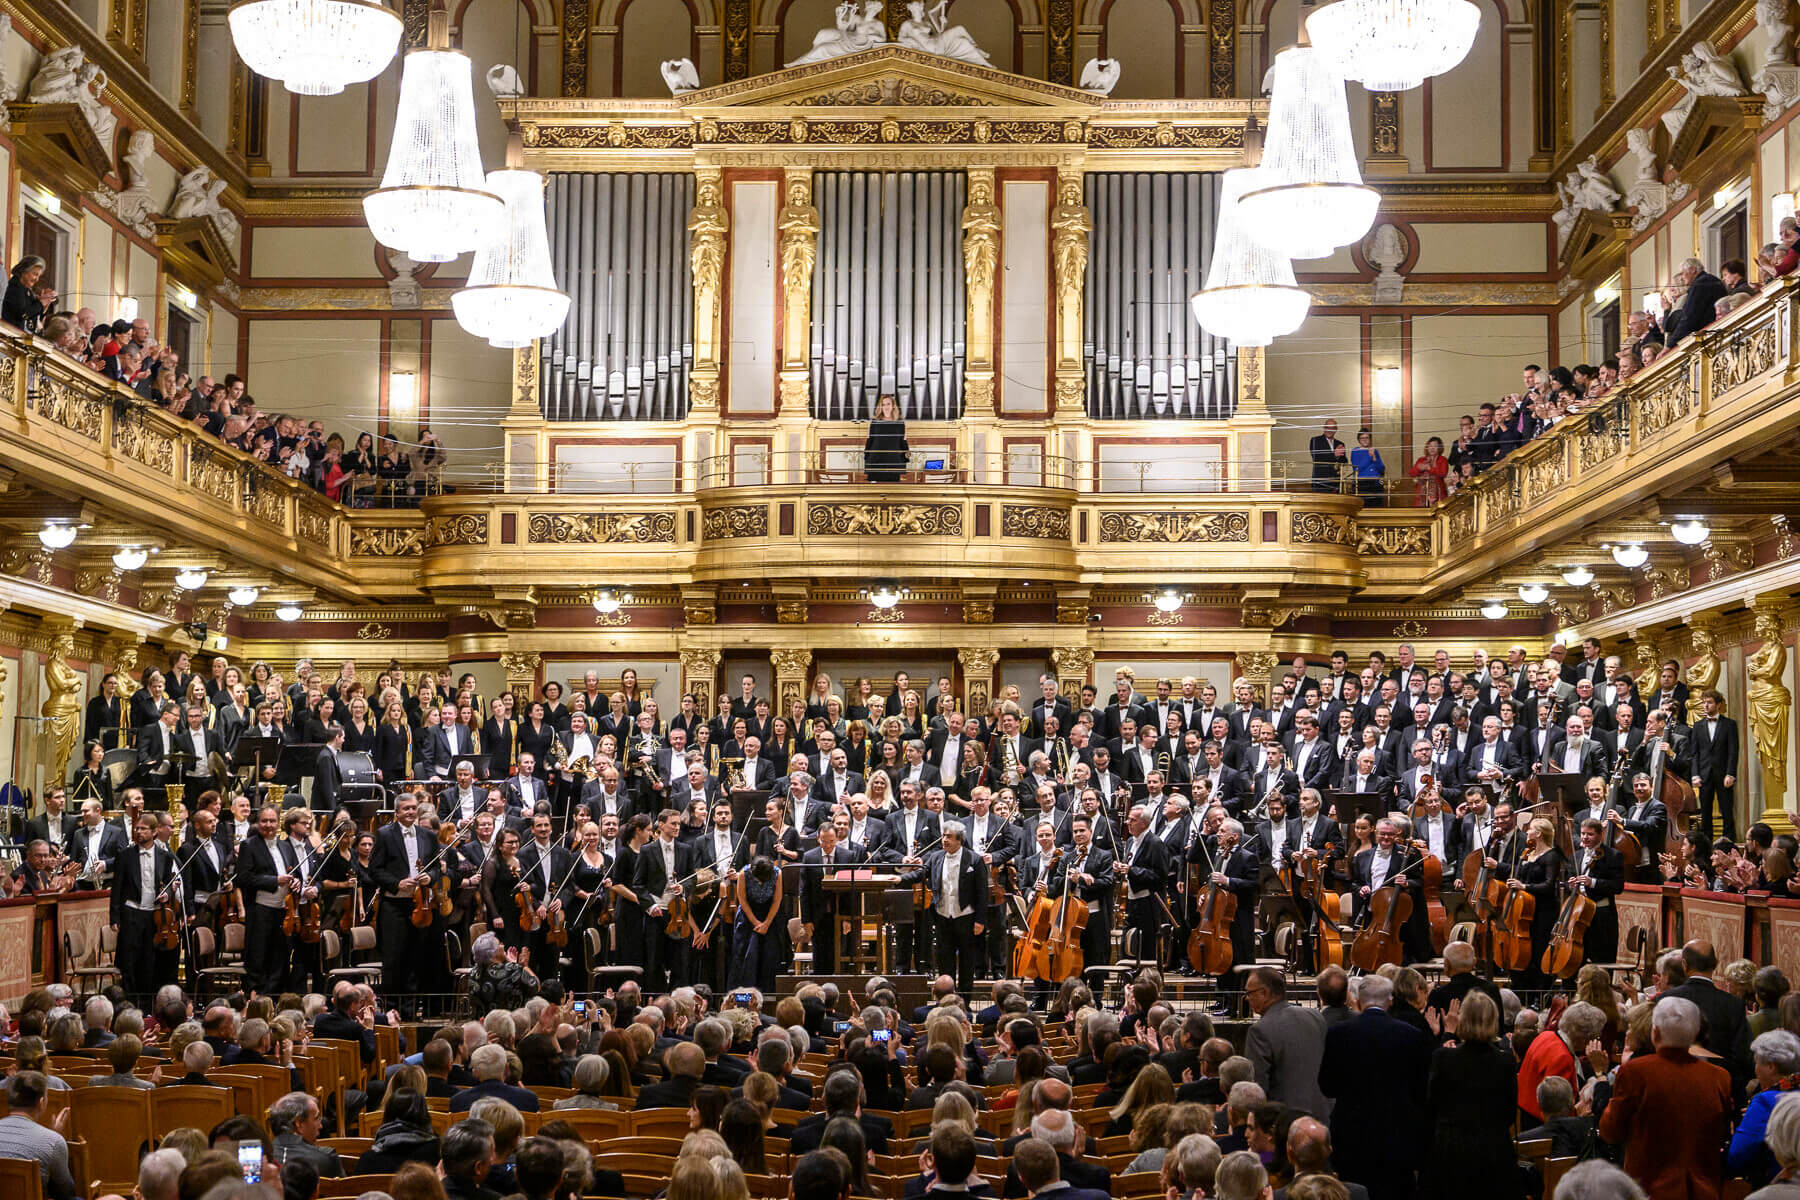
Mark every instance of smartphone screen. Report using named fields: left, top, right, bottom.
left=872, top=1029, right=892, bottom=1043
left=238, top=1141, right=263, bottom=1184
left=834, top=1020, right=850, bottom=1033
left=572, top=1000, right=588, bottom=1017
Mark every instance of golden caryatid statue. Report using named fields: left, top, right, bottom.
left=1633, top=642, right=1662, bottom=703
left=1685, top=626, right=1722, bottom=697
left=1748, top=608, right=1791, bottom=816
left=689, top=170, right=728, bottom=372
left=1050, top=172, right=1090, bottom=371
left=40, top=632, right=82, bottom=785
left=777, top=179, right=819, bottom=339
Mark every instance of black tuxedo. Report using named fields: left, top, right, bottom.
left=370, top=820, right=441, bottom=994
left=842, top=814, right=891, bottom=862
left=1464, top=737, right=1523, bottom=784
left=1351, top=845, right=1432, bottom=962
left=812, top=770, right=865, bottom=807
left=1565, top=842, right=1625, bottom=963
left=1030, top=699, right=1073, bottom=740
left=1541, top=733, right=1608, bottom=781
left=238, top=833, right=299, bottom=992
left=1289, top=737, right=1336, bottom=792
left=25, top=810, right=78, bottom=851
left=1690, top=714, right=1740, bottom=840
left=110, top=839, right=177, bottom=1000
left=1048, top=845, right=1116, bottom=968
left=886, top=806, right=941, bottom=860
left=70, top=821, right=127, bottom=883
left=903, top=848, right=989, bottom=993
left=798, top=844, right=857, bottom=971
left=633, top=836, right=693, bottom=989
left=312, top=747, right=343, bottom=812
left=507, top=773, right=551, bottom=813
left=1248, top=767, right=1301, bottom=813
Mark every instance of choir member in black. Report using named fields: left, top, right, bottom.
left=758, top=797, right=801, bottom=864
left=516, top=703, right=562, bottom=784
left=1352, top=818, right=1433, bottom=965
left=635, top=808, right=694, bottom=991
left=541, top=681, right=570, bottom=733
left=239, top=804, right=297, bottom=995
left=111, top=811, right=178, bottom=1004
left=1690, top=688, right=1740, bottom=842
left=1565, top=817, right=1624, bottom=968
left=799, top=818, right=857, bottom=972
left=69, top=743, right=110, bottom=807
left=1118, top=804, right=1172, bottom=963
left=1049, top=815, right=1115, bottom=974
left=519, top=812, right=571, bottom=970
left=369, top=792, right=442, bottom=999
left=1504, top=816, right=1564, bottom=991
left=341, top=695, right=378, bottom=761
left=482, top=697, right=516, bottom=779
left=373, top=697, right=413, bottom=787
left=730, top=854, right=787, bottom=994
left=608, top=813, right=653, bottom=968
left=564, top=820, right=612, bottom=993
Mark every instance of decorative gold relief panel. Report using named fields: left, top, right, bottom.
left=805, top=503, right=964, bottom=536
left=1291, top=512, right=1353, bottom=545
left=1001, top=505, right=1070, bottom=540
left=527, top=513, right=678, bottom=543
left=701, top=505, right=769, bottom=540
left=1096, top=511, right=1249, bottom=543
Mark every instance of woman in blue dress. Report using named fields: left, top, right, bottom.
left=730, top=855, right=787, bottom=993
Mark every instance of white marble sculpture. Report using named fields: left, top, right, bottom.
left=387, top=249, right=420, bottom=308
left=1079, top=58, right=1121, bottom=95
left=1663, top=40, right=1747, bottom=137
left=27, top=45, right=116, bottom=153
left=170, top=165, right=226, bottom=221
left=1753, top=0, right=1800, bottom=118
left=1570, top=155, right=1621, bottom=211
left=787, top=1, right=888, bottom=67
left=94, top=129, right=158, bottom=236
left=1551, top=180, right=1579, bottom=250
left=0, top=15, right=17, bottom=129
left=660, top=58, right=699, bottom=94
left=897, top=1, right=991, bottom=65
left=1368, top=224, right=1406, bottom=303
left=484, top=64, right=524, bottom=99
left=1623, top=126, right=1692, bottom=231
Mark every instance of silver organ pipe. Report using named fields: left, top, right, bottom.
left=810, top=170, right=965, bottom=421
left=541, top=172, right=693, bottom=422
left=1083, top=172, right=1234, bottom=420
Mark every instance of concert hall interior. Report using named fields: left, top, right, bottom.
left=6, top=1, right=1800, bottom=1199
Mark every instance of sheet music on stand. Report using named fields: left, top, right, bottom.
left=1329, top=788, right=1388, bottom=828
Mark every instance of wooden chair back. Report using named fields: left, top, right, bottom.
left=69, top=1086, right=151, bottom=1186
left=150, top=1085, right=236, bottom=1140
left=0, top=1155, right=45, bottom=1200
left=631, top=1108, right=695, bottom=1138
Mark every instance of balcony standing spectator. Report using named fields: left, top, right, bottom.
left=3, top=256, right=47, bottom=334
left=864, top=395, right=908, bottom=484
left=1409, top=437, right=1448, bottom=507
left=1775, top=218, right=1800, bottom=277
left=414, top=426, right=447, bottom=496
left=1350, top=428, right=1385, bottom=505
left=1662, top=258, right=1728, bottom=346
left=1309, top=419, right=1345, bottom=492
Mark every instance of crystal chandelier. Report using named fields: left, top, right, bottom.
left=1190, top=166, right=1311, bottom=346
left=229, top=0, right=403, bottom=96
left=452, top=167, right=571, bottom=348
left=1306, top=0, right=1480, bottom=92
left=1238, top=44, right=1379, bottom=259
left=363, top=0, right=502, bottom=263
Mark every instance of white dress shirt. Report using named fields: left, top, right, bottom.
left=936, top=849, right=966, bottom=918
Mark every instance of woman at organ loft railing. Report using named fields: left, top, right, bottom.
left=1410, top=436, right=1449, bottom=507
left=864, top=393, right=908, bottom=484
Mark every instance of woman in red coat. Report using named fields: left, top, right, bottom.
left=1409, top=436, right=1449, bottom=506
left=1517, top=1001, right=1608, bottom=1122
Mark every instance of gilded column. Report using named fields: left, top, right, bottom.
left=181, top=0, right=201, bottom=114
left=1049, top=646, right=1093, bottom=703
left=1208, top=0, right=1236, bottom=96
left=690, top=167, right=728, bottom=414
left=500, top=651, right=542, bottom=708
left=777, top=171, right=818, bottom=414
left=680, top=647, right=722, bottom=715
left=1366, top=91, right=1406, bottom=176
left=561, top=0, right=590, bottom=97
left=770, top=648, right=813, bottom=717
left=1748, top=604, right=1794, bottom=833
left=1236, top=650, right=1279, bottom=695
left=958, top=647, right=1000, bottom=717
left=962, top=168, right=1001, bottom=414
left=1597, top=0, right=1614, bottom=109
left=1050, top=168, right=1089, bottom=414
left=1557, top=0, right=1574, bottom=153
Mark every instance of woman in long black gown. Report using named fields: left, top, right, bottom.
left=609, top=813, right=652, bottom=969
left=480, top=829, right=530, bottom=953
left=756, top=798, right=801, bottom=865
left=516, top=702, right=561, bottom=782
left=564, top=821, right=611, bottom=992
left=863, top=394, right=908, bottom=483
left=730, top=855, right=786, bottom=994
left=374, top=698, right=412, bottom=787
left=1420, top=991, right=1521, bottom=1200
left=1508, top=816, right=1565, bottom=992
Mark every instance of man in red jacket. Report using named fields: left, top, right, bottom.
left=1597, top=996, right=1732, bottom=1200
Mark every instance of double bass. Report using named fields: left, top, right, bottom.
left=1540, top=874, right=1596, bottom=979
left=1299, top=841, right=1347, bottom=968
left=1491, top=830, right=1537, bottom=971
left=1187, top=830, right=1240, bottom=975
left=1012, top=847, right=1088, bottom=982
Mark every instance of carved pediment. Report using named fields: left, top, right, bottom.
left=4, top=101, right=111, bottom=195
left=678, top=45, right=1103, bottom=112
left=1559, top=207, right=1634, bottom=273
left=153, top=215, right=238, bottom=288
left=1666, top=94, right=1763, bottom=172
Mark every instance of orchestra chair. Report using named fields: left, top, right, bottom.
left=69, top=1086, right=150, bottom=1189
left=631, top=1109, right=695, bottom=1139
left=316, top=1175, right=394, bottom=1200
left=1540, top=1158, right=1578, bottom=1197
left=205, top=1073, right=263, bottom=1118
left=430, top=1109, right=457, bottom=1135
left=191, top=925, right=249, bottom=997
left=1095, top=1134, right=1133, bottom=1155
left=325, top=926, right=383, bottom=989
left=62, top=927, right=119, bottom=995
left=0, top=1154, right=45, bottom=1200
left=771, top=1107, right=808, bottom=1127
left=620, top=1173, right=671, bottom=1197
left=150, top=1084, right=234, bottom=1139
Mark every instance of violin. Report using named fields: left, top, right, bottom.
left=154, top=891, right=183, bottom=950
left=410, top=876, right=436, bottom=929
left=665, top=891, right=695, bottom=938
left=1350, top=843, right=1417, bottom=971
left=515, top=876, right=540, bottom=932
left=1541, top=875, right=1596, bottom=979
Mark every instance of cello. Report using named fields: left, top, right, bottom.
left=1011, top=848, right=1064, bottom=979
left=1350, top=841, right=1418, bottom=971
left=1299, top=841, right=1347, bottom=969
left=1540, top=874, right=1596, bottom=979
left=1491, top=828, right=1537, bottom=971
left=1187, top=831, right=1237, bottom=976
